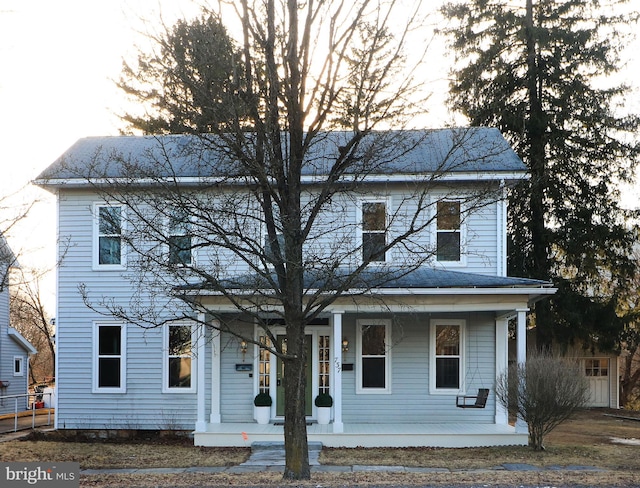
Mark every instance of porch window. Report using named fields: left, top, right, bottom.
left=163, top=324, right=195, bottom=392
left=95, top=204, right=124, bottom=267
left=357, top=320, right=391, bottom=393
left=94, top=323, right=126, bottom=393
left=361, top=201, right=387, bottom=262
left=430, top=319, right=465, bottom=393
left=436, top=201, right=461, bottom=262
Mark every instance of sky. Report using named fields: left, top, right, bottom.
left=0, top=0, right=638, bottom=314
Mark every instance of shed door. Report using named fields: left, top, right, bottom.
left=584, top=358, right=610, bottom=407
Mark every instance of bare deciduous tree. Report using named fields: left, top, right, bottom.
left=43, top=1, right=518, bottom=479
left=10, top=269, right=55, bottom=385
left=495, top=351, right=590, bottom=450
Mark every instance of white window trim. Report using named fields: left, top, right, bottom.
left=429, top=318, right=466, bottom=395
left=356, top=319, right=392, bottom=394
left=432, top=198, right=467, bottom=267
left=93, top=203, right=126, bottom=270
left=13, top=356, right=24, bottom=376
left=162, top=322, right=197, bottom=394
left=93, top=322, right=127, bottom=393
left=356, top=197, right=392, bottom=265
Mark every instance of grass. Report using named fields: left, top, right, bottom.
left=1, top=408, right=639, bottom=486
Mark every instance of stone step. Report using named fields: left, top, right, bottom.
left=240, top=441, right=322, bottom=466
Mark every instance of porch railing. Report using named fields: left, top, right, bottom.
left=0, top=392, right=54, bottom=433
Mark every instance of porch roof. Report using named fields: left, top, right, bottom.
left=179, top=266, right=553, bottom=295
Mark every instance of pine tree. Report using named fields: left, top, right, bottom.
left=117, top=13, right=245, bottom=134
left=441, top=0, right=640, bottom=350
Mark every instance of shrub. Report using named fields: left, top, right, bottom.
left=254, top=392, right=272, bottom=407
left=314, top=393, right=333, bottom=407
left=495, top=350, right=590, bottom=450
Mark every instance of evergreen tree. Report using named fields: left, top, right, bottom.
left=441, top=0, right=640, bottom=350
left=117, top=12, right=245, bottom=134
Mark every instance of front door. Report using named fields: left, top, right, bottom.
left=276, top=335, right=313, bottom=416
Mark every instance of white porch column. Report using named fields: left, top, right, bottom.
left=331, top=310, right=344, bottom=433
left=494, top=316, right=509, bottom=425
left=210, top=321, right=222, bottom=423
left=195, top=313, right=207, bottom=432
left=515, top=308, right=529, bottom=433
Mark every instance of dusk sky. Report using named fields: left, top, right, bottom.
left=1, top=0, right=638, bottom=313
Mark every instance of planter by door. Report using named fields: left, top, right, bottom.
left=317, top=406, right=331, bottom=425
left=255, top=406, right=270, bottom=424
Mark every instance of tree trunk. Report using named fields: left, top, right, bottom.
left=524, top=0, right=553, bottom=352
left=282, top=323, right=310, bottom=479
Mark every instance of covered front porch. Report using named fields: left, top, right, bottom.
left=190, top=271, right=554, bottom=448
left=194, top=420, right=527, bottom=448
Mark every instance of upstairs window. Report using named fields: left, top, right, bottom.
left=164, top=324, right=195, bottom=392
left=168, top=213, right=192, bottom=265
left=436, top=201, right=461, bottom=262
left=96, top=204, right=123, bottom=267
left=362, top=201, right=387, bottom=262
left=264, top=232, right=285, bottom=263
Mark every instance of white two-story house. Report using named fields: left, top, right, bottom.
left=36, top=128, right=555, bottom=447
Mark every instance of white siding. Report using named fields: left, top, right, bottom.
left=54, top=181, right=502, bottom=429
left=56, top=192, right=197, bottom=429
left=340, top=313, right=495, bottom=424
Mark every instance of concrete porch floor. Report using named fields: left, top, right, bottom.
left=194, top=422, right=527, bottom=448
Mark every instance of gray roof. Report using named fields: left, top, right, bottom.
left=185, top=266, right=552, bottom=293
left=36, top=128, right=526, bottom=184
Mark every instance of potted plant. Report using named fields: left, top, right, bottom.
left=254, top=392, right=272, bottom=424
left=315, top=392, right=333, bottom=425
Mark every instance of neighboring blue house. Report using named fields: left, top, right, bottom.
left=36, top=128, right=555, bottom=447
left=0, top=236, right=37, bottom=415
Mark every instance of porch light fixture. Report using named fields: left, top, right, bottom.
left=240, top=340, right=248, bottom=358
left=342, top=338, right=349, bottom=352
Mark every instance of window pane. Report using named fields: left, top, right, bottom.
left=99, top=207, right=121, bottom=234
left=436, top=357, right=459, bottom=388
left=435, top=325, right=459, bottom=355
left=363, top=233, right=386, bottom=262
left=99, top=236, right=121, bottom=265
left=169, top=235, right=192, bottom=265
left=168, top=357, right=191, bottom=387
left=362, top=324, right=385, bottom=355
left=437, top=201, right=460, bottom=230
left=169, top=326, right=192, bottom=355
left=437, top=232, right=460, bottom=261
left=99, top=358, right=121, bottom=387
left=362, top=357, right=386, bottom=388
left=99, top=326, right=121, bottom=355
left=362, top=202, right=385, bottom=231
left=264, top=233, right=285, bottom=261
